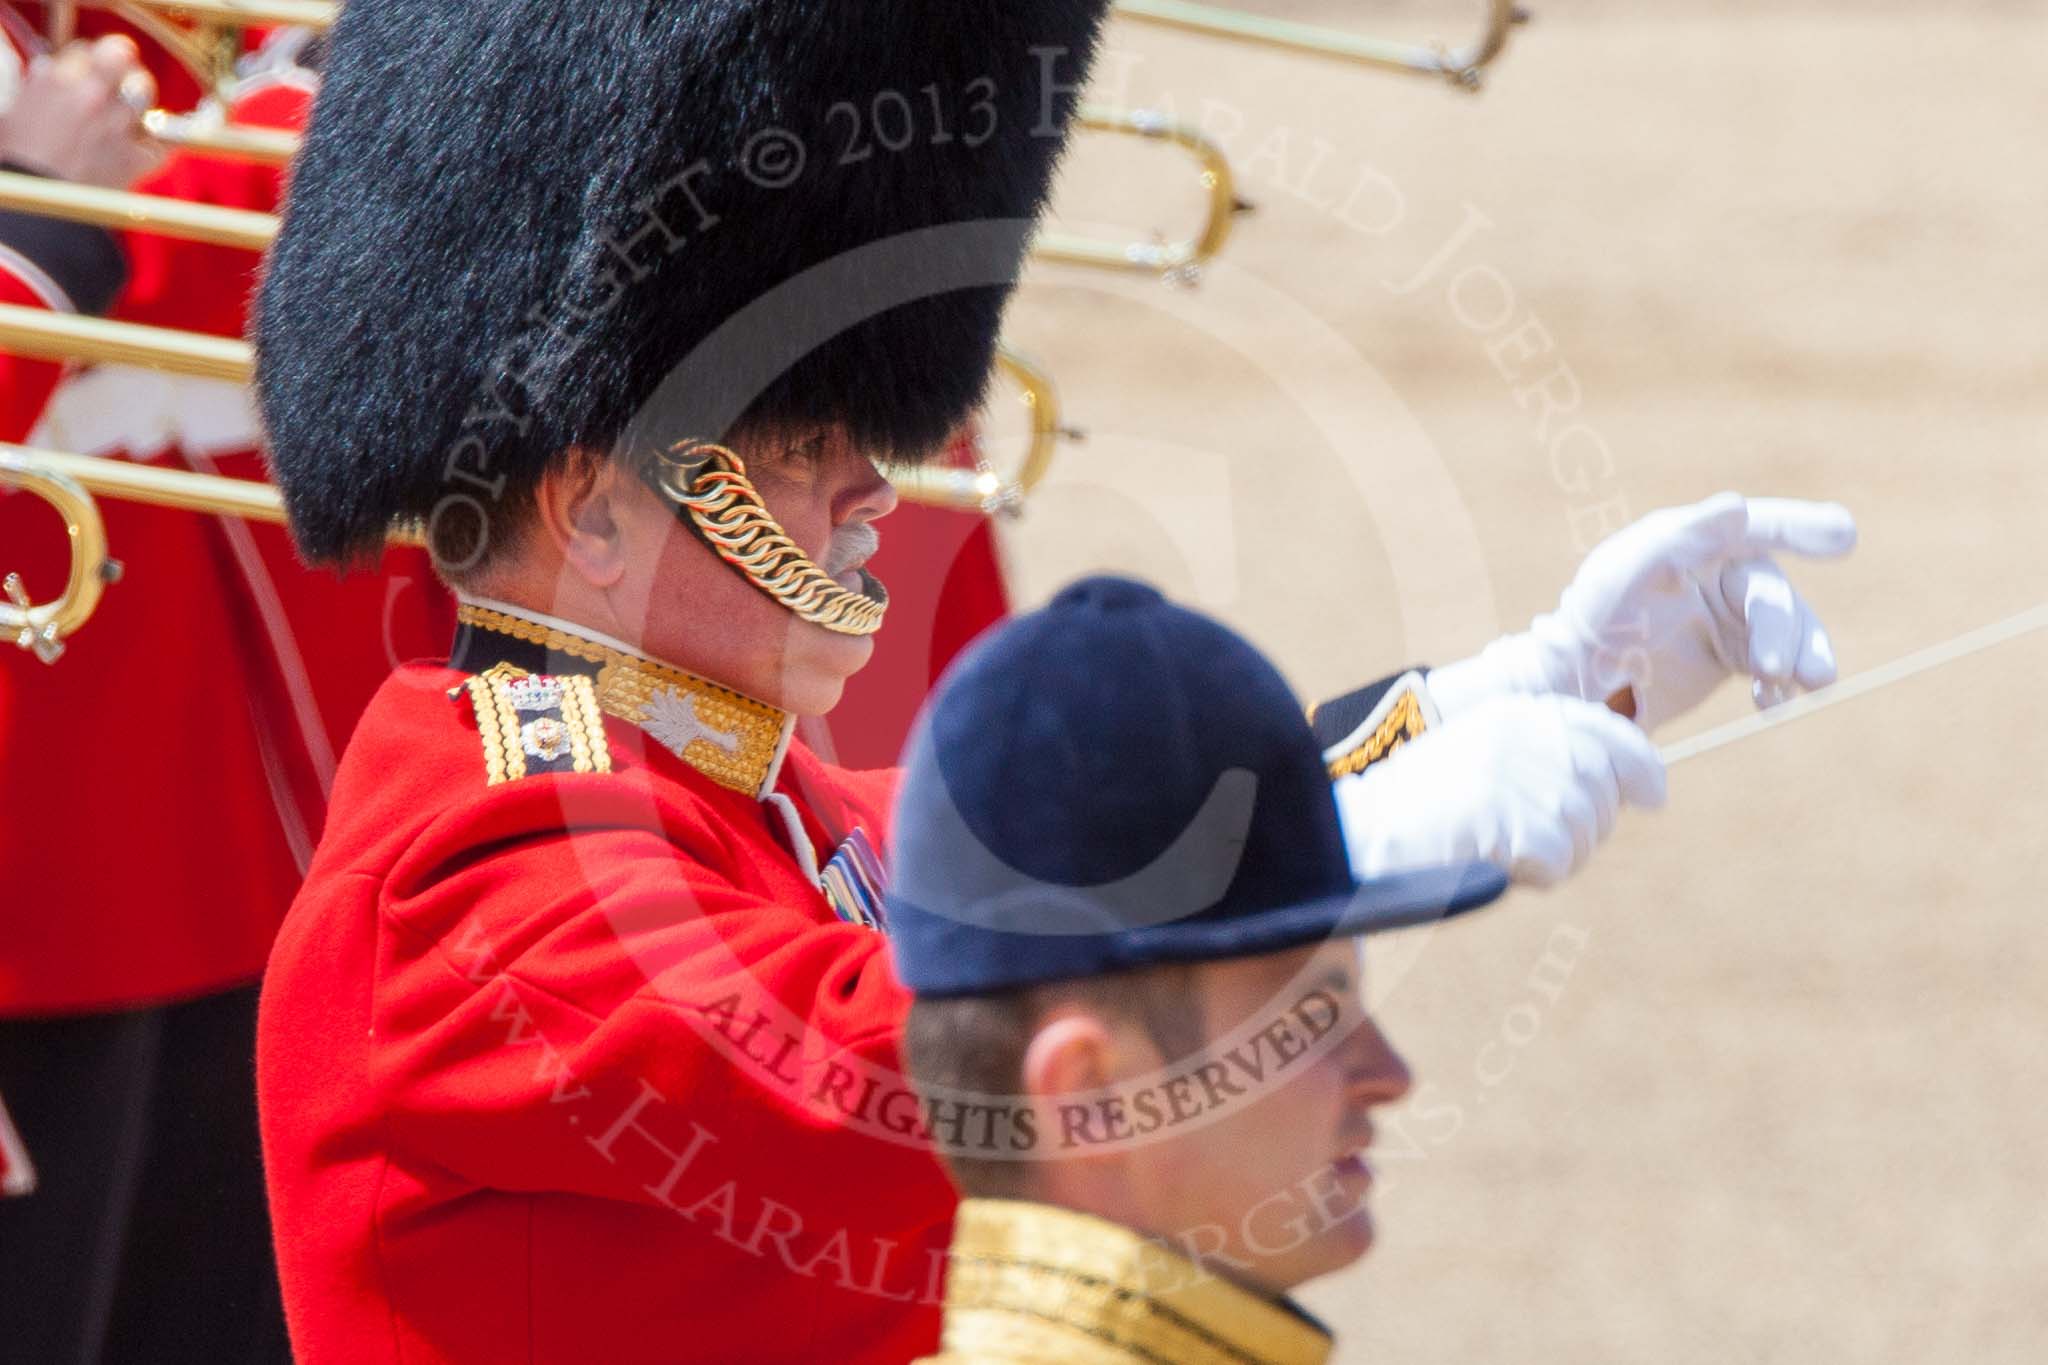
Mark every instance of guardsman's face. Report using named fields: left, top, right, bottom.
left=629, top=428, right=900, bottom=714
left=1126, top=939, right=1412, bottom=1294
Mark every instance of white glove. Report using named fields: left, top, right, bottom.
left=1427, top=493, right=1858, bottom=734
left=1334, top=694, right=1668, bottom=888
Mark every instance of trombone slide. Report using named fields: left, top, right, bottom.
left=0, top=170, right=275, bottom=251
left=79, top=0, right=335, bottom=27
left=1115, top=0, right=1527, bottom=88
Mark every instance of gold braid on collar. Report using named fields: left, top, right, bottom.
left=651, top=439, right=888, bottom=637
left=923, top=1200, right=1333, bottom=1365
left=454, top=602, right=793, bottom=799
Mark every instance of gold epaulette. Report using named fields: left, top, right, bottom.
left=456, top=602, right=794, bottom=799
left=454, top=664, right=613, bottom=786
left=1320, top=670, right=1437, bottom=780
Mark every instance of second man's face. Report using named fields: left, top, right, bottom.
left=1125, top=938, right=1413, bottom=1295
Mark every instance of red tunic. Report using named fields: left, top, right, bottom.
left=258, top=622, right=955, bottom=1363
left=0, top=253, right=67, bottom=435
left=0, top=30, right=456, bottom=1014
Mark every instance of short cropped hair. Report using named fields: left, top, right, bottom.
left=900, top=963, right=1203, bottom=1199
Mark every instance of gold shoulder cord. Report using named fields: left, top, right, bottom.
left=1325, top=688, right=1428, bottom=780
left=650, top=440, right=888, bottom=637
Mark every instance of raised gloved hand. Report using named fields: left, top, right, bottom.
left=1426, top=493, right=1858, bottom=734
left=1333, top=693, right=1667, bottom=888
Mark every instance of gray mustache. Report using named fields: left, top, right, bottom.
left=822, top=522, right=881, bottom=577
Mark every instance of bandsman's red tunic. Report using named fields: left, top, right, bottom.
left=0, top=21, right=455, bottom=1014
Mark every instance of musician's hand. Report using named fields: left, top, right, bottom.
left=1426, top=493, right=1858, bottom=734
left=0, top=36, right=165, bottom=189
left=1334, top=694, right=1667, bottom=889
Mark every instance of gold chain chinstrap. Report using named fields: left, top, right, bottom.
left=652, top=440, right=888, bottom=637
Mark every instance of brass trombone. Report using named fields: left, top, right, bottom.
left=67, top=0, right=1249, bottom=280
left=75, top=0, right=330, bottom=27
left=4, top=126, right=1242, bottom=286
left=84, top=0, right=1531, bottom=90
left=79, top=0, right=1519, bottom=264
left=0, top=169, right=273, bottom=251
left=64, top=1, right=1245, bottom=280
left=0, top=299, right=1070, bottom=513
left=140, top=109, right=300, bottom=167
left=37, top=120, right=1241, bottom=286
left=1038, top=105, right=1246, bottom=285
left=0, top=304, right=1071, bottom=656
left=75, top=1, right=1509, bottom=271
left=889, top=351, right=1080, bottom=518
left=0, top=298, right=249, bottom=378
left=0, top=451, right=119, bottom=664
left=1117, top=0, right=1530, bottom=89
left=99, top=0, right=239, bottom=88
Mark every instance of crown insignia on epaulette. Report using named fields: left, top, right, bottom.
left=457, top=665, right=612, bottom=785
left=506, top=674, right=565, bottom=712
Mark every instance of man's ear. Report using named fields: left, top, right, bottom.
left=1021, top=1011, right=1118, bottom=1102
left=534, top=449, right=629, bottom=590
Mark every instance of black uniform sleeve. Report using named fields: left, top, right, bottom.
left=1310, top=668, right=1438, bottom=780
left=0, top=161, right=129, bottom=315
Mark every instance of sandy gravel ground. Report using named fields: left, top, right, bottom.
left=997, top=3, right=2048, bottom=1359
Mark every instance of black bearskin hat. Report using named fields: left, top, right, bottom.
left=256, top=1, right=1109, bottom=564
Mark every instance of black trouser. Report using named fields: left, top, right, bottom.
left=0, top=983, right=292, bottom=1365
